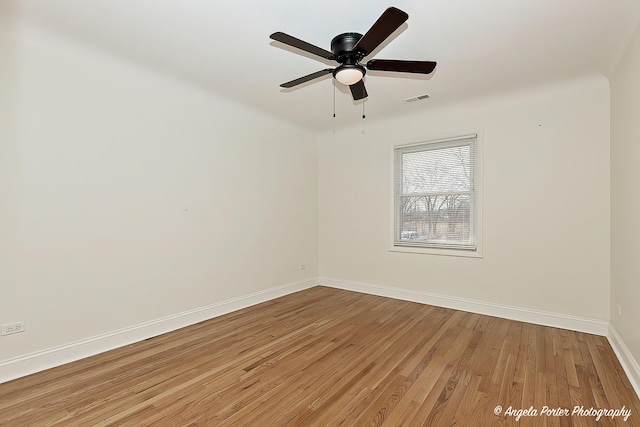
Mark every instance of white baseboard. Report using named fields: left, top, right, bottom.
left=318, top=277, right=609, bottom=336
left=607, top=325, right=640, bottom=400
left=0, top=278, right=317, bottom=384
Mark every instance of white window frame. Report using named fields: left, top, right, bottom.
left=389, top=130, right=483, bottom=258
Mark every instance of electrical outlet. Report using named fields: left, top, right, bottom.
left=1, top=321, right=26, bottom=336
left=617, top=304, right=622, bottom=317
left=299, top=264, right=307, bottom=270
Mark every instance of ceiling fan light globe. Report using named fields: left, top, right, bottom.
left=335, top=68, right=364, bottom=86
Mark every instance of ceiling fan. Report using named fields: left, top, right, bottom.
left=270, top=7, right=437, bottom=101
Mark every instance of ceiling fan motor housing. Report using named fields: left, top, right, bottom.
left=331, top=32, right=363, bottom=58
left=331, top=33, right=366, bottom=84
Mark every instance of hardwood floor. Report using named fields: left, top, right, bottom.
left=1, top=286, right=639, bottom=426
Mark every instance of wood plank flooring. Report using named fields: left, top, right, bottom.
left=0, top=286, right=639, bottom=426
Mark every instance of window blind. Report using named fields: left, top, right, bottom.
left=394, top=135, right=477, bottom=250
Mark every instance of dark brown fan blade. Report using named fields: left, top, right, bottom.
left=280, top=69, right=334, bottom=88
left=366, top=59, right=437, bottom=74
left=349, top=80, right=368, bottom=100
left=270, top=32, right=335, bottom=60
left=353, top=7, right=408, bottom=56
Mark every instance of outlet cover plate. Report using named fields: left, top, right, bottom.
left=1, top=321, right=26, bottom=336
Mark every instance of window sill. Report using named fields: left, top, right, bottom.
left=389, top=244, right=483, bottom=258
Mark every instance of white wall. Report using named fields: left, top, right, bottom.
left=0, top=3, right=20, bottom=258
left=0, top=22, right=318, bottom=362
left=611, top=22, right=640, bottom=371
left=318, top=75, right=611, bottom=322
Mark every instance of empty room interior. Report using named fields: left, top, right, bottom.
left=2, top=0, right=640, bottom=425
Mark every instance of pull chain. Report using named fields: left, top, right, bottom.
left=333, top=81, right=336, bottom=118
left=362, top=83, right=366, bottom=119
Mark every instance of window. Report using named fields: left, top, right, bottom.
left=391, top=133, right=482, bottom=257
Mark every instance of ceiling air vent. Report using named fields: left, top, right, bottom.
left=404, top=94, right=430, bottom=103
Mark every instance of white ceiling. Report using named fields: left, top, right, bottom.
left=11, top=0, right=640, bottom=131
